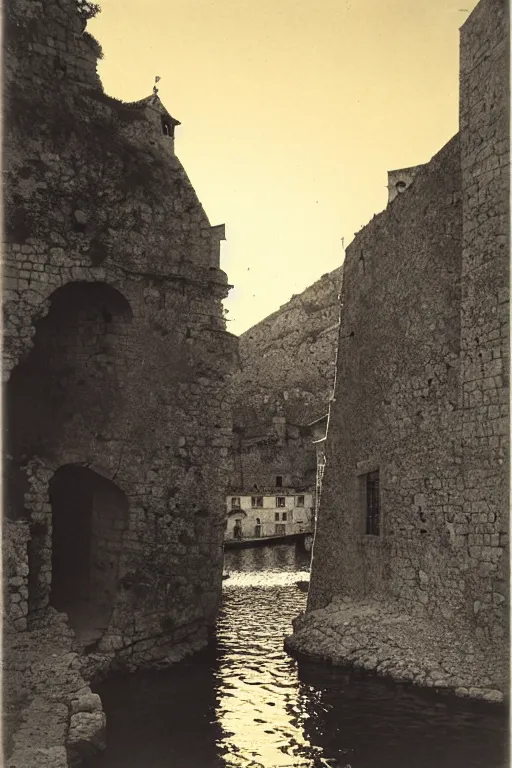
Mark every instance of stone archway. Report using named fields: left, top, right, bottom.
left=49, top=464, right=128, bottom=640
left=5, top=280, right=133, bottom=469
left=4, top=280, right=133, bottom=634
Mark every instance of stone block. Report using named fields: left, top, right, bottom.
left=70, top=693, right=102, bottom=714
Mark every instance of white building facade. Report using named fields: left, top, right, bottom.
left=225, top=492, right=313, bottom=541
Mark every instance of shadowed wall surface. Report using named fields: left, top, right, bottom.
left=308, top=0, right=509, bottom=649
left=3, top=0, right=237, bottom=668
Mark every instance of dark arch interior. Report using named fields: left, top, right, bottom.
left=5, top=280, right=133, bottom=468
left=5, top=281, right=133, bottom=639
left=50, top=464, right=128, bottom=641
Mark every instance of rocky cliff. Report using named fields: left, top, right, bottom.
left=233, top=267, right=342, bottom=433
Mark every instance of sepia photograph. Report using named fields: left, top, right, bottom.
left=2, top=0, right=510, bottom=766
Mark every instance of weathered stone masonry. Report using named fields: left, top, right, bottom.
left=290, top=0, right=509, bottom=695
left=308, top=133, right=466, bottom=617
left=4, top=0, right=237, bottom=675
left=231, top=268, right=342, bottom=494
left=234, top=267, right=342, bottom=431
left=458, top=0, right=510, bottom=641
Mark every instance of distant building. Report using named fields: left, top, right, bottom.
left=226, top=413, right=324, bottom=542
left=225, top=489, right=313, bottom=541
left=230, top=416, right=318, bottom=494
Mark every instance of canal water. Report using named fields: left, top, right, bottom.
left=92, top=544, right=508, bottom=768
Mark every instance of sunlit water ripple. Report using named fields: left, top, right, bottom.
left=92, top=544, right=508, bottom=768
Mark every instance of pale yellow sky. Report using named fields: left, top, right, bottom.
left=88, top=0, right=478, bottom=335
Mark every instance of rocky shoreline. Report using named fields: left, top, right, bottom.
left=4, top=612, right=106, bottom=768
left=4, top=609, right=212, bottom=767
left=284, top=596, right=508, bottom=704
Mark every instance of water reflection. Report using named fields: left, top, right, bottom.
left=215, top=590, right=309, bottom=766
left=91, top=653, right=224, bottom=768
left=215, top=545, right=311, bottom=766
left=93, top=544, right=508, bottom=768
left=225, top=543, right=309, bottom=575
left=296, top=663, right=509, bottom=768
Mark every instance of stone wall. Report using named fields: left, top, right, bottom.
left=4, top=0, right=237, bottom=669
left=458, top=0, right=510, bottom=641
left=307, top=0, right=509, bottom=650
left=230, top=422, right=318, bottom=492
left=3, top=520, right=31, bottom=632
left=308, top=134, right=465, bottom=615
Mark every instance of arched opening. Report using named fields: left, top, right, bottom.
left=227, top=509, right=247, bottom=541
left=49, top=464, right=128, bottom=640
left=6, top=280, right=132, bottom=465
left=5, top=280, right=132, bottom=633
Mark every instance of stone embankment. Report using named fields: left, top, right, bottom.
left=285, top=596, right=508, bottom=704
left=4, top=612, right=106, bottom=768
left=4, top=609, right=211, bottom=766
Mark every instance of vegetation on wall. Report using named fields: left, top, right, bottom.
left=76, top=0, right=101, bottom=21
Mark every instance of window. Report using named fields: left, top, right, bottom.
left=231, top=497, right=241, bottom=509
left=276, top=475, right=283, bottom=487
left=161, top=116, right=174, bottom=137
left=365, top=471, right=380, bottom=536
left=276, top=497, right=286, bottom=508
left=296, top=495, right=305, bottom=507
left=254, top=524, right=261, bottom=537
left=282, top=511, right=287, bottom=522
left=275, top=512, right=280, bottom=521
left=251, top=496, right=263, bottom=508
left=275, top=523, right=286, bottom=535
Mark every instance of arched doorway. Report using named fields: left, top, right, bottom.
left=49, top=464, right=128, bottom=640
left=227, top=509, right=247, bottom=540
left=4, top=280, right=133, bottom=632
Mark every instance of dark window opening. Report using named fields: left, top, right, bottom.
left=282, top=511, right=287, bottom=521
left=161, top=117, right=174, bottom=137
left=49, top=465, right=128, bottom=640
left=274, top=512, right=280, bottom=521
left=366, top=470, right=380, bottom=536
left=296, top=495, right=305, bottom=507
left=276, top=496, right=286, bottom=508
left=276, top=475, right=283, bottom=487
left=251, top=496, right=263, bottom=508
left=231, top=497, right=240, bottom=509
left=396, top=180, right=407, bottom=193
